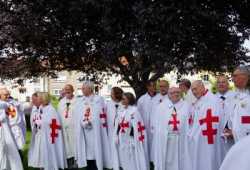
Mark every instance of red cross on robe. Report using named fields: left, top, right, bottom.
left=137, top=121, right=145, bottom=142
left=84, top=107, right=91, bottom=122
left=50, top=119, right=61, bottom=144
left=169, top=113, right=180, bottom=131
left=241, top=116, right=250, bottom=124
left=7, top=106, right=16, bottom=118
left=199, top=108, right=219, bottom=144
left=100, top=108, right=108, bottom=128
left=119, top=117, right=129, bottom=133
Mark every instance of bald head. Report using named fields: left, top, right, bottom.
left=191, top=80, right=206, bottom=99
left=216, top=75, right=229, bottom=94
left=232, top=66, right=249, bottom=90
left=64, top=84, right=74, bottom=99
left=168, top=87, right=182, bottom=103
left=159, top=80, right=169, bottom=95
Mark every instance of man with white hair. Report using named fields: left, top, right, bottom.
left=72, top=81, right=111, bottom=170
left=57, top=84, right=78, bottom=169
left=0, top=88, right=26, bottom=156
left=0, top=89, right=23, bottom=170
left=154, top=87, right=191, bottom=170
left=186, top=80, right=222, bottom=170
left=229, top=66, right=250, bottom=142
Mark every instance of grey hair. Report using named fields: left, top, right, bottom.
left=236, top=66, right=250, bottom=76
left=82, top=81, right=95, bottom=91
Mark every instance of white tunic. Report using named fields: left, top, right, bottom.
left=137, top=92, right=169, bottom=162
left=0, top=107, right=23, bottom=170
left=183, top=89, right=196, bottom=105
left=219, top=135, right=250, bottom=170
left=106, top=100, right=123, bottom=168
left=73, top=95, right=112, bottom=169
left=187, top=91, right=223, bottom=170
left=57, top=96, right=77, bottom=159
left=28, top=104, right=67, bottom=170
left=215, top=91, right=235, bottom=157
left=113, top=105, right=149, bottom=170
left=6, top=99, right=26, bottom=150
left=229, top=89, right=250, bottom=142
left=154, top=99, right=191, bottom=170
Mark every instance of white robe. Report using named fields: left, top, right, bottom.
left=219, top=135, right=250, bottom=170
left=215, top=91, right=235, bottom=158
left=6, top=99, right=26, bottom=150
left=72, top=95, right=112, bottom=169
left=137, top=92, right=169, bottom=162
left=183, top=89, right=196, bottom=105
left=57, top=96, right=77, bottom=159
left=106, top=100, right=123, bottom=168
left=229, top=89, right=250, bottom=142
left=28, top=104, right=67, bottom=170
left=154, top=99, right=191, bottom=170
left=0, top=106, right=23, bottom=170
left=187, top=91, right=223, bottom=170
left=112, top=105, right=149, bottom=170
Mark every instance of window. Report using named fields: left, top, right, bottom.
left=202, top=74, right=209, bottom=81
left=54, top=75, right=67, bottom=82
left=52, top=89, right=61, bottom=96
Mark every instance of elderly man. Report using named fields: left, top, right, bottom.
left=187, top=80, right=222, bottom=170
left=230, top=66, right=250, bottom=142
left=73, top=81, right=111, bottom=170
left=154, top=87, right=190, bottom=170
left=215, top=75, right=235, bottom=157
left=179, top=79, right=196, bottom=105
left=0, top=88, right=23, bottom=170
left=57, top=84, right=78, bottom=169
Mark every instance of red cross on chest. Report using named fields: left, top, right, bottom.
left=119, top=117, right=129, bottom=133
left=50, top=119, right=61, bottom=144
left=199, top=109, right=219, bottom=144
left=84, top=107, right=91, bottom=121
left=169, top=113, right=180, bottom=131
left=100, top=108, right=108, bottom=128
left=137, top=121, right=145, bottom=142
left=241, top=116, right=250, bottom=124
left=7, top=106, right=16, bottom=118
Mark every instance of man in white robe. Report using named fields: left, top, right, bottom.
left=179, top=79, right=196, bottom=105
left=72, top=81, right=112, bottom=170
left=154, top=87, right=191, bottom=170
left=28, top=92, right=67, bottom=170
left=57, top=84, right=78, bottom=169
left=0, top=88, right=26, bottom=158
left=219, top=135, right=250, bottom=170
left=0, top=100, right=23, bottom=170
left=137, top=80, right=158, bottom=163
left=215, top=75, right=235, bottom=157
left=187, top=80, right=223, bottom=170
left=229, top=66, right=250, bottom=142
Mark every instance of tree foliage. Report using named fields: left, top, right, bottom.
left=0, top=0, right=250, bottom=96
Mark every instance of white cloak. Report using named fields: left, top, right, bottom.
left=106, top=100, right=123, bottom=168
left=72, top=95, right=112, bottom=169
left=57, top=96, right=77, bottom=159
left=112, top=105, right=149, bottom=170
left=154, top=99, right=191, bottom=170
left=215, top=91, right=235, bottom=158
left=0, top=107, right=23, bottom=170
left=219, top=135, right=250, bottom=170
left=187, top=91, right=223, bottom=170
left=28, top=104, right=67, bottom=170
left=6, top=99, right=26, bottom=150
left=229, top=89, right=250, bottom=142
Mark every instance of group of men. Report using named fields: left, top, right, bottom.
left=0, top=66, right=250, bottom=170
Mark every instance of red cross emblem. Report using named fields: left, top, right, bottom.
left=188, top=114, right=193, bottom=125
left=6, top=106, right=16, bottom=118
left=137, top=121, right=145, bottom=142
left=50, top=119, right=61, bottom=144
left=100, top=108, right=108, bottom=128
left=168, top=113, right=180, bottom=131
left=84, top=107, right=91, bottom=122
left=119, top=117, right=129, bottom=133
left=199, top=109, right=219, bottom=144
left=241, top=116, right=250, bottom=124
